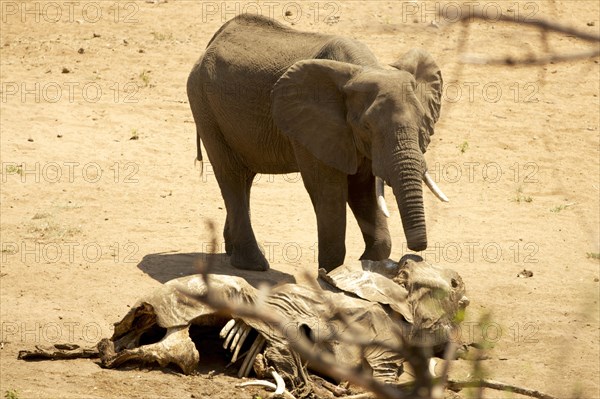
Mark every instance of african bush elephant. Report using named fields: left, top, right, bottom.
left=187, top=14, right=447, bottom=272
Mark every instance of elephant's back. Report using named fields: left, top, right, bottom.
left=204, top=14, right=327, bottom=81
left=194, top=15, right=328, bottom=173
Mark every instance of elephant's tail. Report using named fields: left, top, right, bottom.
left=195, top=133, right=204, bottom=177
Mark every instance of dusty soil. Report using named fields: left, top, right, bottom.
left=1, top=1, right=599, bottom=398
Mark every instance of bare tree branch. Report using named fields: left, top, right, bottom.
left=441, top=7, right=600, bottom=65
left=459, top=49, right=600, bottom=65
left=447, top=378, right=561, bottom=399
left=444, top=8, right=600, bottom=43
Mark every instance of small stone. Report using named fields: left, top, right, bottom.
left=62, top=67, right=71, bottom=73
left=78, top=48, right=84, bottom=54
left=587, top=21, right=595, bottom=26
left=285, top=10, right=292, bottom=16
left=138, top=49, right=145, bottom=53
left=27, top=138, right=34, bottom=142
left=93, top=33, right=101, bottom=38
left=517, top=269, right=533, bottom=278
left=57, top=134, right=63, bottom=138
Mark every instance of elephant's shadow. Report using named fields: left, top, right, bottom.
left=137, top=251, right=296, bottom=288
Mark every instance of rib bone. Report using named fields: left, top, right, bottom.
left=231, top=326, right=251, bottom=363
left=219, top=319, right=236, bottom=338
left=239, top=335, right=265, bottom=378
left=223, top=321, right=241, bottom=349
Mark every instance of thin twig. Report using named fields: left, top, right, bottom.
left=440, top=7, right=600, bottom=65
left=447, top=378, right=560, bottom=399
left=443, top=8, right=600, bottom=43
left=460, top=49, right=600, bottom=65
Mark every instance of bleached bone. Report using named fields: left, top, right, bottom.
left=239, top=335, right=265, bottom=378
left=219, top=319, right=236, bottom=338
left=238, top=380, right=277, bottom=390
left=272, top=369, right=286, bottom=395
left=232, top=325, right=251, bottom=363
left=223, top=322, right=241, bottom=349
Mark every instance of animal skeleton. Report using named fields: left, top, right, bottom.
left=96, top=255, right=468, bottom=386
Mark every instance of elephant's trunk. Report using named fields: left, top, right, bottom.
left=389, top=139, right=427, bottom=252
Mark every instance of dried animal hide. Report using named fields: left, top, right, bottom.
left=96, top=255, right=468, bottom=384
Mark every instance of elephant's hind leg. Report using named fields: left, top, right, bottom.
left=348, top=168, right=391, bottom=261
left=200, top=130, right=268, bottom=271
left=220, top=170, right=268, bottom=271
left=223, top=176, right=252, bottom=256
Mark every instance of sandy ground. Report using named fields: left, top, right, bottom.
left=1, top=1, right=599, bottom=398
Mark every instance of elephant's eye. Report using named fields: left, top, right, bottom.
left=451, top=278, right=458, bottom=288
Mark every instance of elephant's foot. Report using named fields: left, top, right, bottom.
left=318, top=251, right=346, bottom=273
left=225, top=241, right=233, bottom=256
left=230, top=245, right=269, bottom=271
left=223, top=224, right=233, bottom=255
left=359, top=239, right=392, bottom=262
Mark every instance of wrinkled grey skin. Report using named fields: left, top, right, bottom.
left=187, top=14, right=443, bottom=271
left=97, top=256, right=468, bottom=383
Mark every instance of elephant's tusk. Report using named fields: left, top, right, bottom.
left=423, top=171, right=449, bottom=202
left=375, top=177, right=390, bottom=218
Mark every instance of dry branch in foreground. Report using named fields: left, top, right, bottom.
left=440, top=7, right=600, bottom=65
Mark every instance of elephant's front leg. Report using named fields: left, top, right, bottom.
left=348, top=166, right=391, bottom=261
left=294, top=147, right=348, bottom=272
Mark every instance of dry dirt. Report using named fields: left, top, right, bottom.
left=1, top=1, right=599, bottom=398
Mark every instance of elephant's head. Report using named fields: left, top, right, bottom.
left=271, top=49, right=445, bottom=252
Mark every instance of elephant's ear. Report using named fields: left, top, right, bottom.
left=390, top=49, right=443, bottom=153
left=272, top=59, right=362, bottom=175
